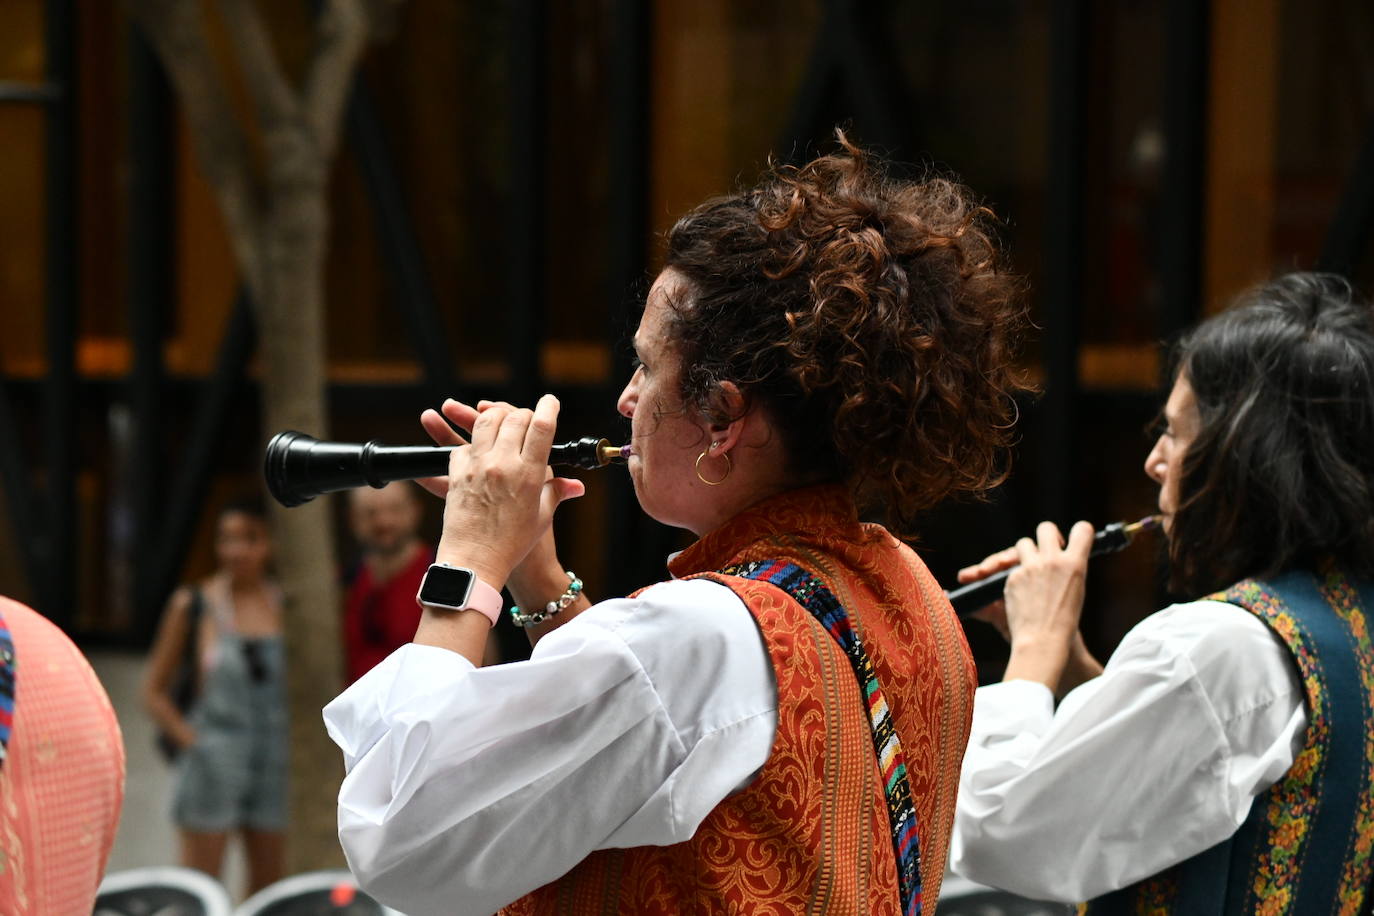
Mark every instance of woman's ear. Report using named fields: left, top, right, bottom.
left=706, top=381, right=749, bottom=454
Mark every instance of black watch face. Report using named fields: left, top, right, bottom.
left=421, top=565, right=475, bottom=608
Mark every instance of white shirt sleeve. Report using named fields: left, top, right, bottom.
left=950, top=599, right=1308, bottom=903
left=323, top=577, right=778, bottom=916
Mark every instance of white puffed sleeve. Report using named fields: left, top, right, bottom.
left=951, top=600, right=1307, bottom=902
left=324, top=577, right=778, bottom=916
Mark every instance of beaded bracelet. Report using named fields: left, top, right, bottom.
left=509, top=571, right=583, bottom=628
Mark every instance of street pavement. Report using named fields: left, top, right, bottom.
left=89, top=649, right=248, bottom=901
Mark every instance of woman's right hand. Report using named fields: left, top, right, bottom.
left=956, top=545, right=1021, bottom=641
left=417, top=398, right=478, bottom=500
left=1001, top=521, right=1094, bottom=644
left=967, top=521, right=1104, bottom=694
left=418, top=399, right=586, bottom=635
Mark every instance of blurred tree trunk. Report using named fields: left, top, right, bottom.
left=128, top=0, right=399, bottom=873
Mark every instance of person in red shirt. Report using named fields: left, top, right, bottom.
left=343, top=482, right=434, bottom=684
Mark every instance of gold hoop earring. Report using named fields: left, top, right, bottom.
left=695, top=448, right=732, bottom=486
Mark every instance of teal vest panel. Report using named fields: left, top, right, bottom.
left=1081, top=565, right=1374, bottom=916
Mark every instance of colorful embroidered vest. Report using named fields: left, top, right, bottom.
left=499, top=485, right=976, bottom=915
left=1081, top=565, right=1374, bottom=916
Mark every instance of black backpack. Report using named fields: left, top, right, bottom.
left=156, top=587, right=204, bottom=763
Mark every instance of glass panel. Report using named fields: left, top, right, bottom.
left=0, top=106, right=46, bottom=375
left=332, top=1, right=511, bottom=381
left=650, top=0, right=819, bottom=241
left=1080, top=3, right=1166, bottom=387
left=1200, top=0, right=1374, bottom=309
left=169, top=117, right=237, bottom=377
left=77, top=0, right=128, bottom=357
left=0, top=0, right=44, bottom=83
left=1271, top=0, right=1374, bottom=286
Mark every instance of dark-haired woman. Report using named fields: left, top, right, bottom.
left=325, top=139, right=1027, bottom=915
left=950, top=272, right=1374, bottom=912
left=143, top=497, right=287, bottom=896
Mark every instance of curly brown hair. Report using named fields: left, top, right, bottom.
left=661, top=134, right=1029, bottom=532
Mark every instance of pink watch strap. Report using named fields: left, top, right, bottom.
left=463, top=577, right=504, bottom=627
left=417, top=565, right=505, bottom=628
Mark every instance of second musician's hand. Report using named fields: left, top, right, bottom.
left=997, top=520, right=1096, bottom=691
left=958, top=529, right=1104, bottom=696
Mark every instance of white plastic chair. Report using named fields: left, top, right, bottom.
left=233, top=869, right=404, bottom=915
left=95, top=865, right=235, bottom=916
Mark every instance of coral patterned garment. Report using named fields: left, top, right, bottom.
left=501, top=485, right=976, bottom=915
left=0, top=597, right=126, bottom=916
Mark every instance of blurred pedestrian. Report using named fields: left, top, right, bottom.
left=143, top=495, right=287, bottom=896
left=343, top=482, right=433, bottom=684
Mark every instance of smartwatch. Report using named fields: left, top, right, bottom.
left=416, top=563, right=504, bottom=627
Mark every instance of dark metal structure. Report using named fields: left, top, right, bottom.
left=1156, top=0, right=1211, bottom=342
left=1321, top=118, right=1374, bottom=276
left=602, top=0, right=667, bottom=598
left=42, top=0, right=79, bottom=633
left=2, top=2, right=1372, bottom=642
left=1037, top=0, right=1091, bottom=524
left=128, top=28, right=179, bottom=638
left=347, top=78, right=458, bottom=405
left=779, top=0, right=918, bottom=159
left=505, top=0, right=548, bottom=411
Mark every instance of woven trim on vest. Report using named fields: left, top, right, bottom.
left=0, top=609, right=12, bottom=768
left=1081, top=567, right=1374, bottom=916
left=1312, top=569, right=1374, bottom=912
left=722, top=558, right=924, bottom=916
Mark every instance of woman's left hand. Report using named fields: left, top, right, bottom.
left=431, top=394, right=585, bottom=588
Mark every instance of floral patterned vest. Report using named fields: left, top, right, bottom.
left=1081, top=564, right=1374, bottom=916
left=499, top=485, right=976, bottom=915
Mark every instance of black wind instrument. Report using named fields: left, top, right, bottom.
left=945, top=516, right=1162, bottom=617
left=264, top=431, right=630, bottom=507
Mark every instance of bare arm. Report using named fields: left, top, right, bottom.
left=500, top=524, right=591, bottom=646
left=141, top=588, right=199, bottom=750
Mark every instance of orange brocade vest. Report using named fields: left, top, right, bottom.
left=500, top=485, right=977, bottom=916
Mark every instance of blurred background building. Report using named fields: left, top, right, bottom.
left=4, top=0, right=1374, bottom=665
left=1, top=0, right=1373, bottom=881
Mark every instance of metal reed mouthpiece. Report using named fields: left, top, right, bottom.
left=550, top=437, right=631, bottom=470
left=264, top=431, right=631, bottom=507
left=944, top=515, right=1163, bottom=617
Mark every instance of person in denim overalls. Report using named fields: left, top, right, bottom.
left=144, top=496, right=287, bottom=897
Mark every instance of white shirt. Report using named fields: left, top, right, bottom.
left=323, top=577, right=779, bottom=916
left=950, top=599, right=1308, bottom=903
